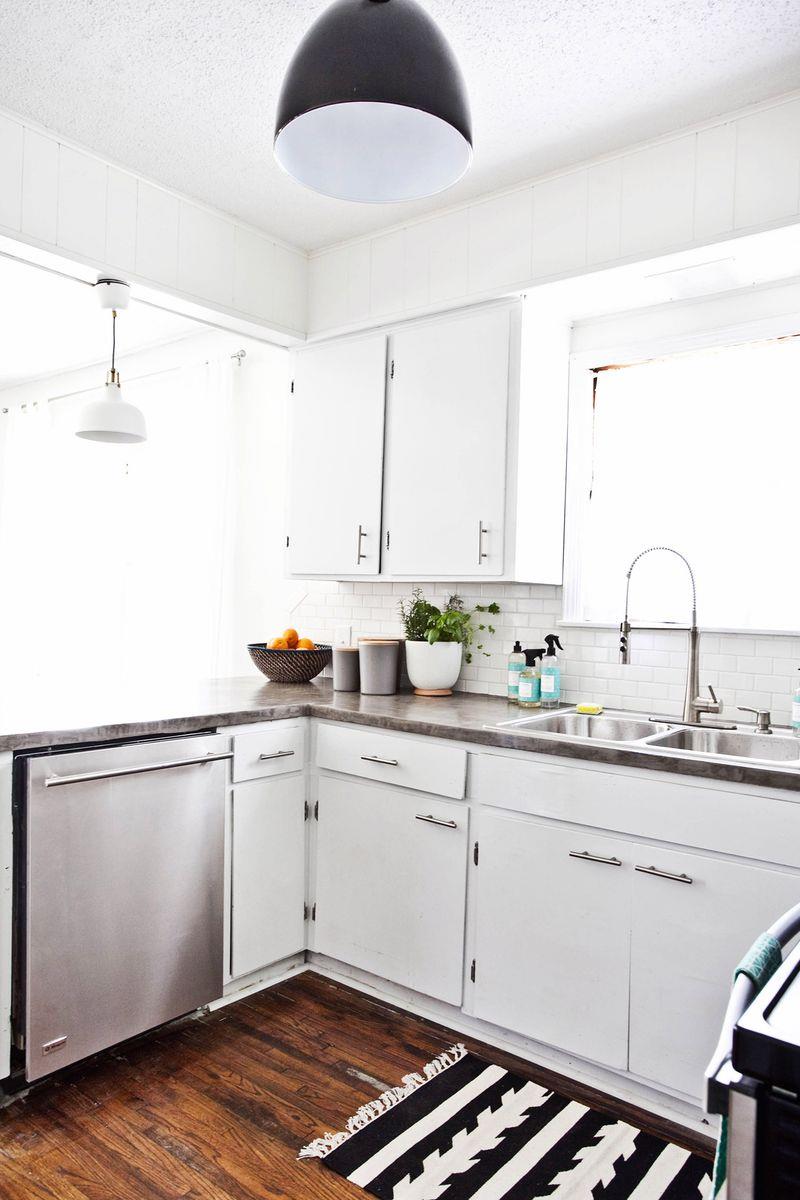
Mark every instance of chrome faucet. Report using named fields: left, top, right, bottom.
left=619, top=546, right=723, bottom=726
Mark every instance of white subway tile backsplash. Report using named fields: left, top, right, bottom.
left=289, top=580, right=798, bottom=728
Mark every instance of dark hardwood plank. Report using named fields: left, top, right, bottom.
left=0, top=971, right=714, bottom=1199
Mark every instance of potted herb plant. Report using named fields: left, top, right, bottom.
left=398, top=589, right=499, bottom=696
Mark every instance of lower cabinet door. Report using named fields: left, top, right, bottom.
left=313, top=776, right=469, bottom=1005
left=472, top=811, right=632, bottom=1070
left=629, top=847, right=800, bottom=1099
left=231, top=775, right=306, bottom=978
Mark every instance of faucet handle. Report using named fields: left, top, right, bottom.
left=694, top=685, right=723, bottom=718
left=738, top=706, right=773, bottom=734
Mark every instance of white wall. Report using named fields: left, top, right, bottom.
left=0, top=106, right=307, bottom=339
left=308, top=91, right=800, bottom=336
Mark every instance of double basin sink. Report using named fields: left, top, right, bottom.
left=494, top=709, right=800, bottom=767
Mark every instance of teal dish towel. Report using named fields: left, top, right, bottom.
left=712, top=932, right=783, bottom=1197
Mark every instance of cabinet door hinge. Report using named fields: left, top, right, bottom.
left=311, top=903, right=317, bottom=922
left=304, top=800, right=309, bottom=821
left=314, top=800, right=319, bottom=820
left=390, top=359, right=395, bottom=380
left=470, top=959, right=476, bottom=983
left=473, top=841, right=479, bottom=866
left=385, top=530, right=390, bottom=551
left=304, top=902, right=309, bottom=921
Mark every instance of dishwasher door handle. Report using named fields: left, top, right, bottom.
left=44, top=751, right=233, bottom=787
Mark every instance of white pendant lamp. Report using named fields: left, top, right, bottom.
left=274, top=0, right=472, bottom=203
left=76, top=297, right=146, bottom=444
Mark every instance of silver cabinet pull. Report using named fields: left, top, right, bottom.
left=569, top=850, right=622, bottom=867
left=477, top=519, right=488, bottom=565
left=45, top=751, right=233, bottom=787
left=360, top=754, right=399, bottom=766
left=258, top=750, right=295, bottom=761
left=357, top=524, right=367, bottom=564
left=635, top=864, right=693, bottom=885
left=416, top=814, right=458, bottom=829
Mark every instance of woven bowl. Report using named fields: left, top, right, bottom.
left=247, top=643, right=332, bottom=684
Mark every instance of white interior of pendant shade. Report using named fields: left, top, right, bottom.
left=274, top=102, right=472, bottom=202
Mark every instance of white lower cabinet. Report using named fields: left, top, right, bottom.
left=472, top=811, right=632, bottom=1069
left=313, top=776, right=469, bottom=1005
left=628, top=847, right=800, bottom=1098
left=230, top=775, right=307, bottom=979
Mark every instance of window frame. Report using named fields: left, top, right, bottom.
left=562, top=299, right=800, bottom=636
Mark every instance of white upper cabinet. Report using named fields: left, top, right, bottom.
left=287, top=335, right=387, bottom=576
left=382, top=307, right=511, bottom=577
left=285, top=299, right=567, bottom=584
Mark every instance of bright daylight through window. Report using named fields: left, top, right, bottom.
left=568, top=334, right=800, bottom=633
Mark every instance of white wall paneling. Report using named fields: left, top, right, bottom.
left=21, top=129, right=58, bottom=244
left=178, top=202, right=235, bottom=305
left=105, top=168, right=138, bottom=274
left=307, top=91, right=800, bottom=336
left=734, top=98, right=800, bottom=230
left=0, top=106, right=307, bottom=338
left=57, top=146, right=107, bottom=261
left=0, top=114, right=23, bottom=231
left=532, top=171, right=587, bottom=279
left=469, top=188, right=533, bottom=293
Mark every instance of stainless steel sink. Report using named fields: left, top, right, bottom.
left=497, top=712, right=671, bottom=741
left=647, top=728, right=800, bottom=763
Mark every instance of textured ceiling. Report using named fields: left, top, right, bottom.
left=2, top=1, right=800, bottom=251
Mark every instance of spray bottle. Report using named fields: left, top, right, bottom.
left=540, top=634, right=564, bottom=708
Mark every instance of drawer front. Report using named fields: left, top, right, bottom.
left=232, top=723, right=305, bottom=783
left=316, top=723, right=466, bottom=799
left=470, top=751, right=800, bottom=868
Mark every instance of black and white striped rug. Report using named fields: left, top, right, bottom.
left=300, top=1045, right=712, bottom=1198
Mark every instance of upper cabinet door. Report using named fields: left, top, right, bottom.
left=383, top=308, right=511, bottom=576
left=287, top=335, right=387, bottom=576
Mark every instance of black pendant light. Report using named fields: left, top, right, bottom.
left=274, top=0, right=472, bottom=203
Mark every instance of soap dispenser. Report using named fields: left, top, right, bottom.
left=518, top=648, right=546, bottom=708
left=540, top=634, right=564, bottom=708
left=507, top=641, right=525, bottom=703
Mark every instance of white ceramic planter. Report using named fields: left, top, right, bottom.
left=404, top=640, right=463, bottom=696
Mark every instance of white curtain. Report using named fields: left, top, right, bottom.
left=0, top=356, right=236, bottom=707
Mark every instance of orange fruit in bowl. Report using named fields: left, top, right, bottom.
left=296, top=637, right=315, bottom=650
left=282, top=628, right=299, bottom=649
left=268, top=636, right=289, bottom=650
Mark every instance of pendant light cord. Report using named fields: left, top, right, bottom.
left=111, top=309, right=117, bottom=373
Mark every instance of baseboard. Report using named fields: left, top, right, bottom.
left=305, top=954, right=717, bottom=1143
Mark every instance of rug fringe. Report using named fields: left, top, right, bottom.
left=298, top=1043, right=467, bottom=1160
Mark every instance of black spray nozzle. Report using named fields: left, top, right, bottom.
left=525, top=647, right=546, bottom=666
left=544, top=633, right=563, bottom=656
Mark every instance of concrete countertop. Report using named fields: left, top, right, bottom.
left=2, top=675, right=799, bottom=792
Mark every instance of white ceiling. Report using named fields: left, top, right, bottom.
left=0, top=257, right=200, bottom=390
left=2, top=0, right=800, bottom=252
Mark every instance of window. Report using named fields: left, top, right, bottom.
left=564, top=333, right=800, bottom=632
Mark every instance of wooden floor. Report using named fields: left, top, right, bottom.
left=0, top=972, right=713, bottom=1198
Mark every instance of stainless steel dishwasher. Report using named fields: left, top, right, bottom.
left=18, top=732, right=230, bottom=1082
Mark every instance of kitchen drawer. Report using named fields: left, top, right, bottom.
left=232, top=723, right=305, bottom=783
left=316, top=723, right=466, bottom=799
left=470, top=751, right=800, bottom=868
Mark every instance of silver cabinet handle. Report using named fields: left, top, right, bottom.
left=416, top=814, right=458, bottom=829
left=357, top=524, right=367, bottom=564
left=477, top=519, right=488, bottom=565
left=45, top=751, right=233, bottom=787
left=258, top=750, right=295, bottom=761
left=360, top=754, right=399, bottom=766
left=635, top=864, right=693, bottom=885
left=569, top=850, right=622, bottom=867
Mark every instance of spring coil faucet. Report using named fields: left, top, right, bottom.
left=620, top=545, right=722, bottom=725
